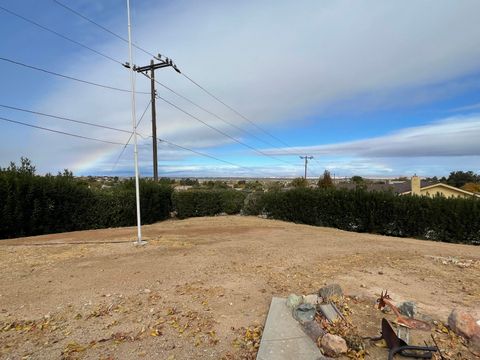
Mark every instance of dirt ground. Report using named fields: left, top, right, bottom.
left=0, top=216, right=479, bottom=359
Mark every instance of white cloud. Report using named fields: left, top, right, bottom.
left=3, top=0, right=480, bottom=175
left=265, top=115, right=480, bottom=158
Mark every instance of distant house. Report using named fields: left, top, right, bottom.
left=337, top=176, right=479, bottom=199
left=401, top=176, right=479, bottom=199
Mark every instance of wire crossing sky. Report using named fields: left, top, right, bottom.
left=1, top=0, right=480, bottom=178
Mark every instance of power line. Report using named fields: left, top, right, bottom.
left=154, top=92, right=300, bottom=167
left=7, top=2, right=300, bottom=168
left=0, top=4, right=123, bottom=65
left=112, top=100, right=151, bottom=171
left=50, top=0, right=299, bottom=154
left=112, top=101, right=272, bottom=175
left=0, top=57, right=149, bottom=95
left=0, top=103, right=131, bottom=134
left=52, top=0, right=157, bottom=59
left=0, top=116, right=124, bottom=146
left=142, top=73, right=283, bottom=150
left=181, top=72, right=293, bottom=148
left=158, top=139, right=250, bottom=171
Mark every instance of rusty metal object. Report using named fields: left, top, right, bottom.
left=377, top=291, right=431, bottom=331
left=371, top=318, right=437, bottom=359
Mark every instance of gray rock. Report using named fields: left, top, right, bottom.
left=448, top=308, right=480, bottom=339
left=293, top=303, right=316, bottom=324
left=302, top=320, right=325, bottom=342
left=398, top=301, right=417, bottom=318
left=344, top=334, right=365, bottom=351
left=320, top=333, right=348, bottom=357
left=286, top=294, right=303, bottom=309
left=303, top=294, right=320, bottom=306
left=318, top=284, right=343, bottom=302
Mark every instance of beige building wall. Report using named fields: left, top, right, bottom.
left=411, top=176, right=421, bottom=195
left=421, top=185, right=473, bottom=199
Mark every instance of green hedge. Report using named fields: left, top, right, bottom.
left=2, top=163, right=479, bottom=245
left=244, top=188, right=480, bottom=244
left=0, top=172, right=172, bottom=239
left=173, top=189, right=245, bottom=219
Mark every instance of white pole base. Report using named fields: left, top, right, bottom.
left=134, top=240, right=148, bottom=246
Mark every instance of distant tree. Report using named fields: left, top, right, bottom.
left=289, top=177, right=308, bottom=188
left=266, top=181, right=283, bottom=192
left=318, top=170, right=334, bottom=189
left=159, top=177, right=175, bottom=185
left=245, top=180, right=263, bottom=191
left=425, top=176, right=439, bottom=183
left=204, top=180, right=228, bottom=189
left=180, top=178, right=198, bottom=186
left=1, top=157, right=36, bottom=175
left=351, top=175, right=364, bottom=184
left=446, top=171, right=479, bottom=188
left=57, top=169, right=73, bottom=178
left=462, top=182, right=480, bottom=194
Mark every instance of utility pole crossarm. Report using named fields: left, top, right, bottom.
left=299, top=155, right=314, bottom=179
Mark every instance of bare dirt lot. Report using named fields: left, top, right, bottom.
left=0, top=216, right=479, bottom=359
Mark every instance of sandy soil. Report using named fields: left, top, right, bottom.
left=0, top=216, right=479, bottom=359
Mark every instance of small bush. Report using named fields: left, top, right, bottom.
left=173, top=189, right=245, bottom=219
left=0, top=165, right=173, bottom=239
left=251, top=188, right=480, bottom=245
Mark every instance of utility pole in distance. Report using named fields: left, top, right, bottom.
left=300, top=155, right=313, bottom=179
left=125, top=55, right=180, bottom=181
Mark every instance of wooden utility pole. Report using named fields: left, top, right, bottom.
left=299, top=155, right=313, bottom=179
left=149, top=60, right=158, bottom=181
left=131, top=56, right=180, bottom=181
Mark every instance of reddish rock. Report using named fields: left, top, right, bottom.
left=320, top=333, right=348, bottom=357
left=448, top=308, right=480, bottom=339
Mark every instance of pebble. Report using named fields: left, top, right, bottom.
left=286, top=294, right=303, bottom=309
left=303, top=294, right=320, bottom=306
left=398, top=301, right=417, bottom=318
left=448, top=308, right=480, bottom=339
left=318, top=284, right=343, bottom=302
left=320, top=333, right=348, bottom=357
left=293, top=303, right=316, bottom=324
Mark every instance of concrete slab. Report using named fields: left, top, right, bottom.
left=257, top=297, right=326, bottom=360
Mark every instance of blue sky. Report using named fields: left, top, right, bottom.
left=1, top=0, right=480, bottom=178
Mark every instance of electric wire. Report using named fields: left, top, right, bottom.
left=5, top=3, right=301, bottom=171
left=181, top=72, right=293, bottom=148
left=158, top=139, right=251, bottom=171
left=111, top=100, right=151, bottom=171
left=0, top=4, right=123, bottom=65
left=140, top=73, right=283, bottom=149
left=0, top=116, right=125, bottom=146
left=0, top=57, right=149, bottom=95
left=0, top=103, right=131, bottom=134
left=52, top=0, right=157, bottom=59
left=112, top=101, right=264, bottom=174
left=50, top=0, right=300, bottom=155
left=154, top=92, right=300, bottom=167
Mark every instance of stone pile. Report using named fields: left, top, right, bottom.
left=286, top=284, right=349, bottom=358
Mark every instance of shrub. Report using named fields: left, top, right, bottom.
left=252, top=187, right=480, bottom=245
left=0, top=166, right=173, bottom=239
left=173, top=189, right=245, bottom=219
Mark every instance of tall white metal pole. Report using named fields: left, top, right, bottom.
left=126, top=0, right=145, bottom=245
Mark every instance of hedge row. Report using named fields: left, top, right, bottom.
left=2, top=169, right=479, bottom=245
left=0, top=172, right=172, bottom=239
left=243, top=188, right=480, bottom=245
left=173, top=189, right=245, bottom=219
